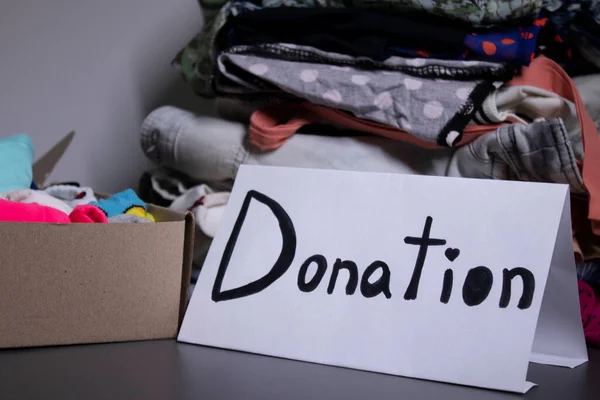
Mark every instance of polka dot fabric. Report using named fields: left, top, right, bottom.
left=248, top=63, right=269, bottom=75
left=220, top=51, right=502, bottom=147
left=463, top=21, right=542, bottom=66
left=391, top=17, right=545, bottom=66
left=578, top=280, right=600, bottom=347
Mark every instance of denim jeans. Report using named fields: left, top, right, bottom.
left=141, top=106, right=586, bottom=194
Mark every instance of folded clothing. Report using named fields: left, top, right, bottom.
left=236, top=56, right=595, bottom=211
left=90, top=189, right=155, bottom=222
left=227, top=7, right=468, bottom=62
left=0, top=199, right=70, bottom=223
left=228, top=8, right=544, bottom=66
left=394, top=24, right=543, bottom=66
left=0, top=134, right=34, bottom=193
left=173, top=1, right=262, bottom=98
left=218, top=48, right=506, bottom=147
left=174, top=0, right=542, bottom=97
left=506, top=56, right=600, bottom=236
left=44, top=184, right=97, bottom=208
left=174, top=0, right=522, bottom=99
left=219, top=42, right=515, bottom=86
left=449, top=117, right=585, bottom=190
left=199, top=0, right=542, bottom=23
left=0, top=189, right=72, bottom=215
left=140, top=105, right=584, bottom=194
left=540, top=1, right=600, bottom=73
left=141, top=105, right=588, bottom=262
left=254, top=0, right=543, bottom=24
left=249, top=102, right=501, bottom=150
left=141, top=106, right=249, bottom=178
left=247, top=83, right=580, bottom=151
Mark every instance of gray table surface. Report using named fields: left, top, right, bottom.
left=0, top=340, right=598, bottom=399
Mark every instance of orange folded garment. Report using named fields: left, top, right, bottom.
left=250, top=102, right=504, bottom=150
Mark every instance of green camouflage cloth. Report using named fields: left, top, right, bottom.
left=173, top=2, right=261, bottom=97
left=176, top=0, right=542, bottom=97
left=277, top=0, right=539, bottom=23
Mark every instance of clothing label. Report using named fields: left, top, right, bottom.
left=179, top=166, right=587, bottom=393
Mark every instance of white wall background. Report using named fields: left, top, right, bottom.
left=0, top=0, right=214, bottom=192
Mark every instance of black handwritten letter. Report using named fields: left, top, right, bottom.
left=360, top=261, right=392, bottom=299
left=327, top=259, right=359, bottom=295
left=403, top=216, right=447, bottom=300
left=440, top=269, right=453, bottom=304
left=212, top=190, right=297, bottom=302
left=462, top=266, right=493, bottom=306
left=499, top=268, right=535, bottom=310
left=298, top=254, right=327, bottom=292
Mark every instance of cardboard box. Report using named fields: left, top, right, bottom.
left=0, top=133, right=194, bottom=348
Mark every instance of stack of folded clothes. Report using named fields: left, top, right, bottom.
left=173, top=0, right=551, bottom=149
left=140, top=0, right=600, bottom=346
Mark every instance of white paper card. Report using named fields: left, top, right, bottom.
left=179, top=166, right=588, bottom=393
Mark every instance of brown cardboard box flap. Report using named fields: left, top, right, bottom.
left=32, top=131, right=75, bottom=186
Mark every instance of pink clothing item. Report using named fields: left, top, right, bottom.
left=0, top=199, right=70, bottom=223
left=587, top=301, right=600, bottom=348
left=250, top=105, right=313, bottom=150
left=69, top=205, right=108, bottom=223
left=579, top=280, right=600, bottom=347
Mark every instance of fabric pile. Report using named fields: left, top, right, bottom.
left=180, top=0, right=600, bottom=77
left=140, top=0, right=600, bottom=345
left=0, top=134, right=155, bottom=224
left=175, top=0, right=546, bottom=150
left=579, top=257, right=600, bottom=346
left=578, top=275, right=600, bottom=347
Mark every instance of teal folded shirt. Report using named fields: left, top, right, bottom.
left=0, top=134, right=34, bottom=192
